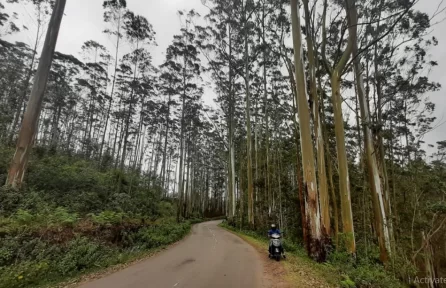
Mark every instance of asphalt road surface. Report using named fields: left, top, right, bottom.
left=78, top=220, right=266, bottom=288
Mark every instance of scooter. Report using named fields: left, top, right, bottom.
left=268, top=233, right=284, bottom=261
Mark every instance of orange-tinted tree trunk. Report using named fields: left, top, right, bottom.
left=290, top=0, right=327, bottom=261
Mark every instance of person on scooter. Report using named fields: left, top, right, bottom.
left=268, top=224, right=285, bottom=257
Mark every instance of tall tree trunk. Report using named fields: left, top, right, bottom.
left=277, top=146, right=284, bottom=229
left=321, top=0, right=356, bottom=254
left=239, top=145, right=245, bottom=228
left=262, top=0, right=271, bottom=217
left=290, top=0, right=326, bottom=261
left=319, top=82, right=340, bottom=248
left=99, top=11, right=122, bottom=164
left=176, top=50, right=188, bottom=222
left=166, top=151, right=173, bottom=196
left=227, top=23, right=236, bottom=221
left=373, top=17, right=395, bottom=254
left=303, top=0, right=330, bottom=237
left=350, top=2, right=391, bottom=262
left=50, top=104, right=62, bottom=150
left=244, top=1, right=254, bottom=226
left=161, top=92, right=171, bottom=188
left=185, top=144, right=191, bottom=218
left=115, top=104, right=126, bottom=170
left=6, top=0, right=67, bottom=188
left=120, top=40, right=140, bottom=171
left=288, top=57, right=307, bottom=251
left=112, top=99, right=122, bottom=167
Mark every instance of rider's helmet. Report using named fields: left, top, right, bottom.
left=271, top=224, right=276, bottom=230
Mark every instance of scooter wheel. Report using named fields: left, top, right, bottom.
left=275, top=255, right=280, bottom=262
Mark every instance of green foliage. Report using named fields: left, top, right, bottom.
left=0, top=150, right=174, bottom=219
left=221, top=221, right=406, bottom=288
left=135, top=220, right=191, bottom=249
left=0, top=148, right=202, bottom=288
left=0, top=146, right=13, bottom=184
left=340, top=275, right=355, bottom=288
left=89, top=211, right=127, bottom=225
left=427, top=202, right=446, bottom=214
left=0, top=215, right=195, bottom=288
left=14, top=209, right=34, bottom=225
left=327, top=250, right=406, bottom=288
left=56, top=237, right=112, bottom=276
left=12, top=207, right=79, bottom=228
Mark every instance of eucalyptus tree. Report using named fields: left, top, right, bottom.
left=118, top=11, right=155, bottom=171
left=99, top=0, right=127, bottom=163
left=199, top=0, right=262, bottom=223
left=290, top=0, right=327, bottom=261
left=302, top=0, right=330, bottom=238
left=197, top=0, right=243, bottom=221
left=79, top=40, right=109, bottom=157
left=6, top=0, right=66, bottom=188
left=159, top=58, right=181, bottom=190
left=0, top=41, right=32, bottom=142
left=320, top=0, right=357, bottom=254
left=43, top=52, right=83, bottom=151
left=8, top=0, right=53, bottom=143
left=240, top=0, right=258, bottom=226
left=347, top=0, right=442, bottom=264
left=160, top=12, right=203, bottom=220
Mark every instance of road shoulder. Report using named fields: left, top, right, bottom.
left=220, top=225, right=337, bottom=288
left=50, top=222, right=198, bottom=288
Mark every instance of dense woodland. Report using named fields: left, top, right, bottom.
left=1, top=0, right=446, bottom=287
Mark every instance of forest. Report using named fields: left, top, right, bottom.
left=0, top=0, right=445, bottom=287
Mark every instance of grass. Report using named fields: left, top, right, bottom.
left=0, top=214, right=197, bottom=288
left=219, top=222, right=407, bottom=288
left=219, top=222, right=340, bottom=287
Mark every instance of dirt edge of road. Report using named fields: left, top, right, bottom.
left=222, top=228, right=291, bottom=288
left=222, top=227, right=336, bottom=288
left=50, top=226, right=196, bottom=288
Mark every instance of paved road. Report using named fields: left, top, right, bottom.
left=78, top=220, right=265, bottom=288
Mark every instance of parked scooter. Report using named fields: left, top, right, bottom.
left=268, top=233, right=284, bottom=261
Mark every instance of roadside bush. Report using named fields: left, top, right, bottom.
left=0, top=219, right=195, bottom=288
left=135, top=219, right=190, bottom=249
left=221, top=222, right=405, bottom=288
left=328, top=250, right=404, bottom=288
left=56, top=237, right=112, bottom=276
left=89, top=210, right=128, bottom=225
left=0, top=147, right=203, bottom=288
left=0, top=260, right=51, bottom=288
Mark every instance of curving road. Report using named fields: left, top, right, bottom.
left=78, top=220, right=266, bottom=288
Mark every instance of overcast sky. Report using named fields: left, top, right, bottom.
left=3, top=0, right=446, bottom=153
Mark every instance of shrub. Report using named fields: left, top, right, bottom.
left=0, top=219, right=194, bottom=288
left=0, top=260, right=50, bottom=288
left=48, top=207, right=79, bottom=227
left=89, top=211, right=127, bottom=226
left=0, top=149, right=202, bottom=288
left=327, top=250, right=405, bottom=288
left=135, top=220, right=191, bottom=249
left=56, top=237, right=110, bottom=276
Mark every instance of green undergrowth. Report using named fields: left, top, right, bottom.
left=0, top=148, right=211, bottom=288
left=220, top=222, right=406, bottom=288
left=0, top=211, right=193, bottom=288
